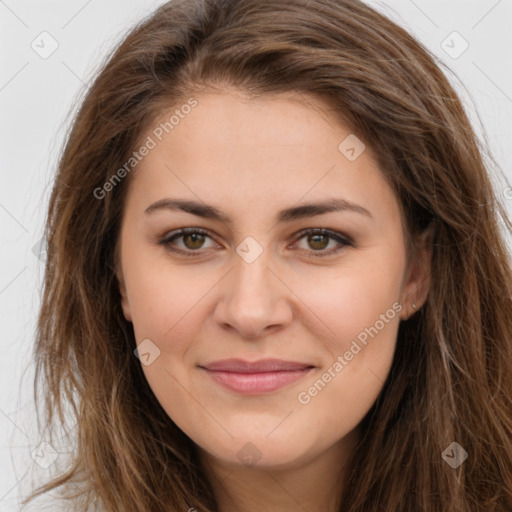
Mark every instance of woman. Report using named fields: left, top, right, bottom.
left=23, top=0, right=512, bottom=510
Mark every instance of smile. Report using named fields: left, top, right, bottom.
left=200, top=367, right=314, bottom=394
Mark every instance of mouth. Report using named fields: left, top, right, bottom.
left=198, top=358, right=315, bottom=395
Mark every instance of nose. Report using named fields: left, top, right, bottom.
left=213, top=245, right=294, bottom=339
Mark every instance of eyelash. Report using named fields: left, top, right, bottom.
left=158, top=227, right=354, bottom=258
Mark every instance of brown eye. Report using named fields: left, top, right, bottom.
left=293, top=228, right=353, bottom=257
left=307, top=233, right=330, bottom=251
left=182, top=232, right=206, bottom=250
left=158, top=228, right=218, bottom=256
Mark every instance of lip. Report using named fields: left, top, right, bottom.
left=201, top=358, right=313, bottom=372
left=199, top=358, right=315, bottom=394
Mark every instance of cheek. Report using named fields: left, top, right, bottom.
left=124, top=262, right=214, bottom=422
left=121, top=240, right=215, bottom=342
left=290, top=253, right=404, bottom=350
left=295, top=301, right=401, bottom=441
left=290, top=254, right=403, bottom=424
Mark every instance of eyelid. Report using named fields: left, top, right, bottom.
left=158, top=227, right=219, bottom=252
left=290, top=228, right=354, bottom=257
left=158, top=227, right=353, bottom=257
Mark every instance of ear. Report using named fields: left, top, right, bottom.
left=115, top=256, right=132, bottom=323
left=399, top=223, right=435, bottom=320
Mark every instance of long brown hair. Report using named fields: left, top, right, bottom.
left=23, top=0, right=512, bottom=510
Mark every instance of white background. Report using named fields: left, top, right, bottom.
left=1, top=0, right=511, bottom=509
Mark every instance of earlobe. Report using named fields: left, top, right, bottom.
left=400, top=223, right=436, bottom=320
left=114, top=240, right=132, bottom=322
left=119, top=284, right=132, bottom=323
left=116, top=266, right=132, bottom=322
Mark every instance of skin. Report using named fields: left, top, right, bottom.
left=116, top=88, right=433, bottom=512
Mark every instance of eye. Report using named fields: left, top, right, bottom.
left=292, top=228, right=353, bottom=257
left=158, top=227, right=353, bottom=258
left=158, top=227, right=219, bottom=256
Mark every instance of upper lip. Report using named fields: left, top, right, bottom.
left=200, top=358, right=314, bottom=373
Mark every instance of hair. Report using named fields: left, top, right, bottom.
left=22, top=0, right=512, bottom=510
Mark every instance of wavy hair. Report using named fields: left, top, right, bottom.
left=23, top=0, right=512, bottom=510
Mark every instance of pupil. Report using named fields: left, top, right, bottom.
left=309, top=234, right=328, bottom=250
left=185, top=233, right=204, bottom=249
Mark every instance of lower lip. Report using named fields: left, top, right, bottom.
left=201, top=368, right=314, bottom=394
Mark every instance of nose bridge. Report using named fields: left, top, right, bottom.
left=215, top=237, right=292, bottom=337
left=230, top=240, right=276, bottom=312
left=235, top=242, right=271, bottom=291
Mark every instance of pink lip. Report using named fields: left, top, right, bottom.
left=199, top=358, right=315, bottom=394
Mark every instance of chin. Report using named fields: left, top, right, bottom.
left=196, top=430, right=317, bottom=470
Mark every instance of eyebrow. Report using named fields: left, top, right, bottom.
left=144, top=198, right=372, bottom=223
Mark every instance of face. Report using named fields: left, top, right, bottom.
left=116, top=89, right=431, bottom=471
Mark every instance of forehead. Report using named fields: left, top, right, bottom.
left=125, top=90, right=401, bottom=229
